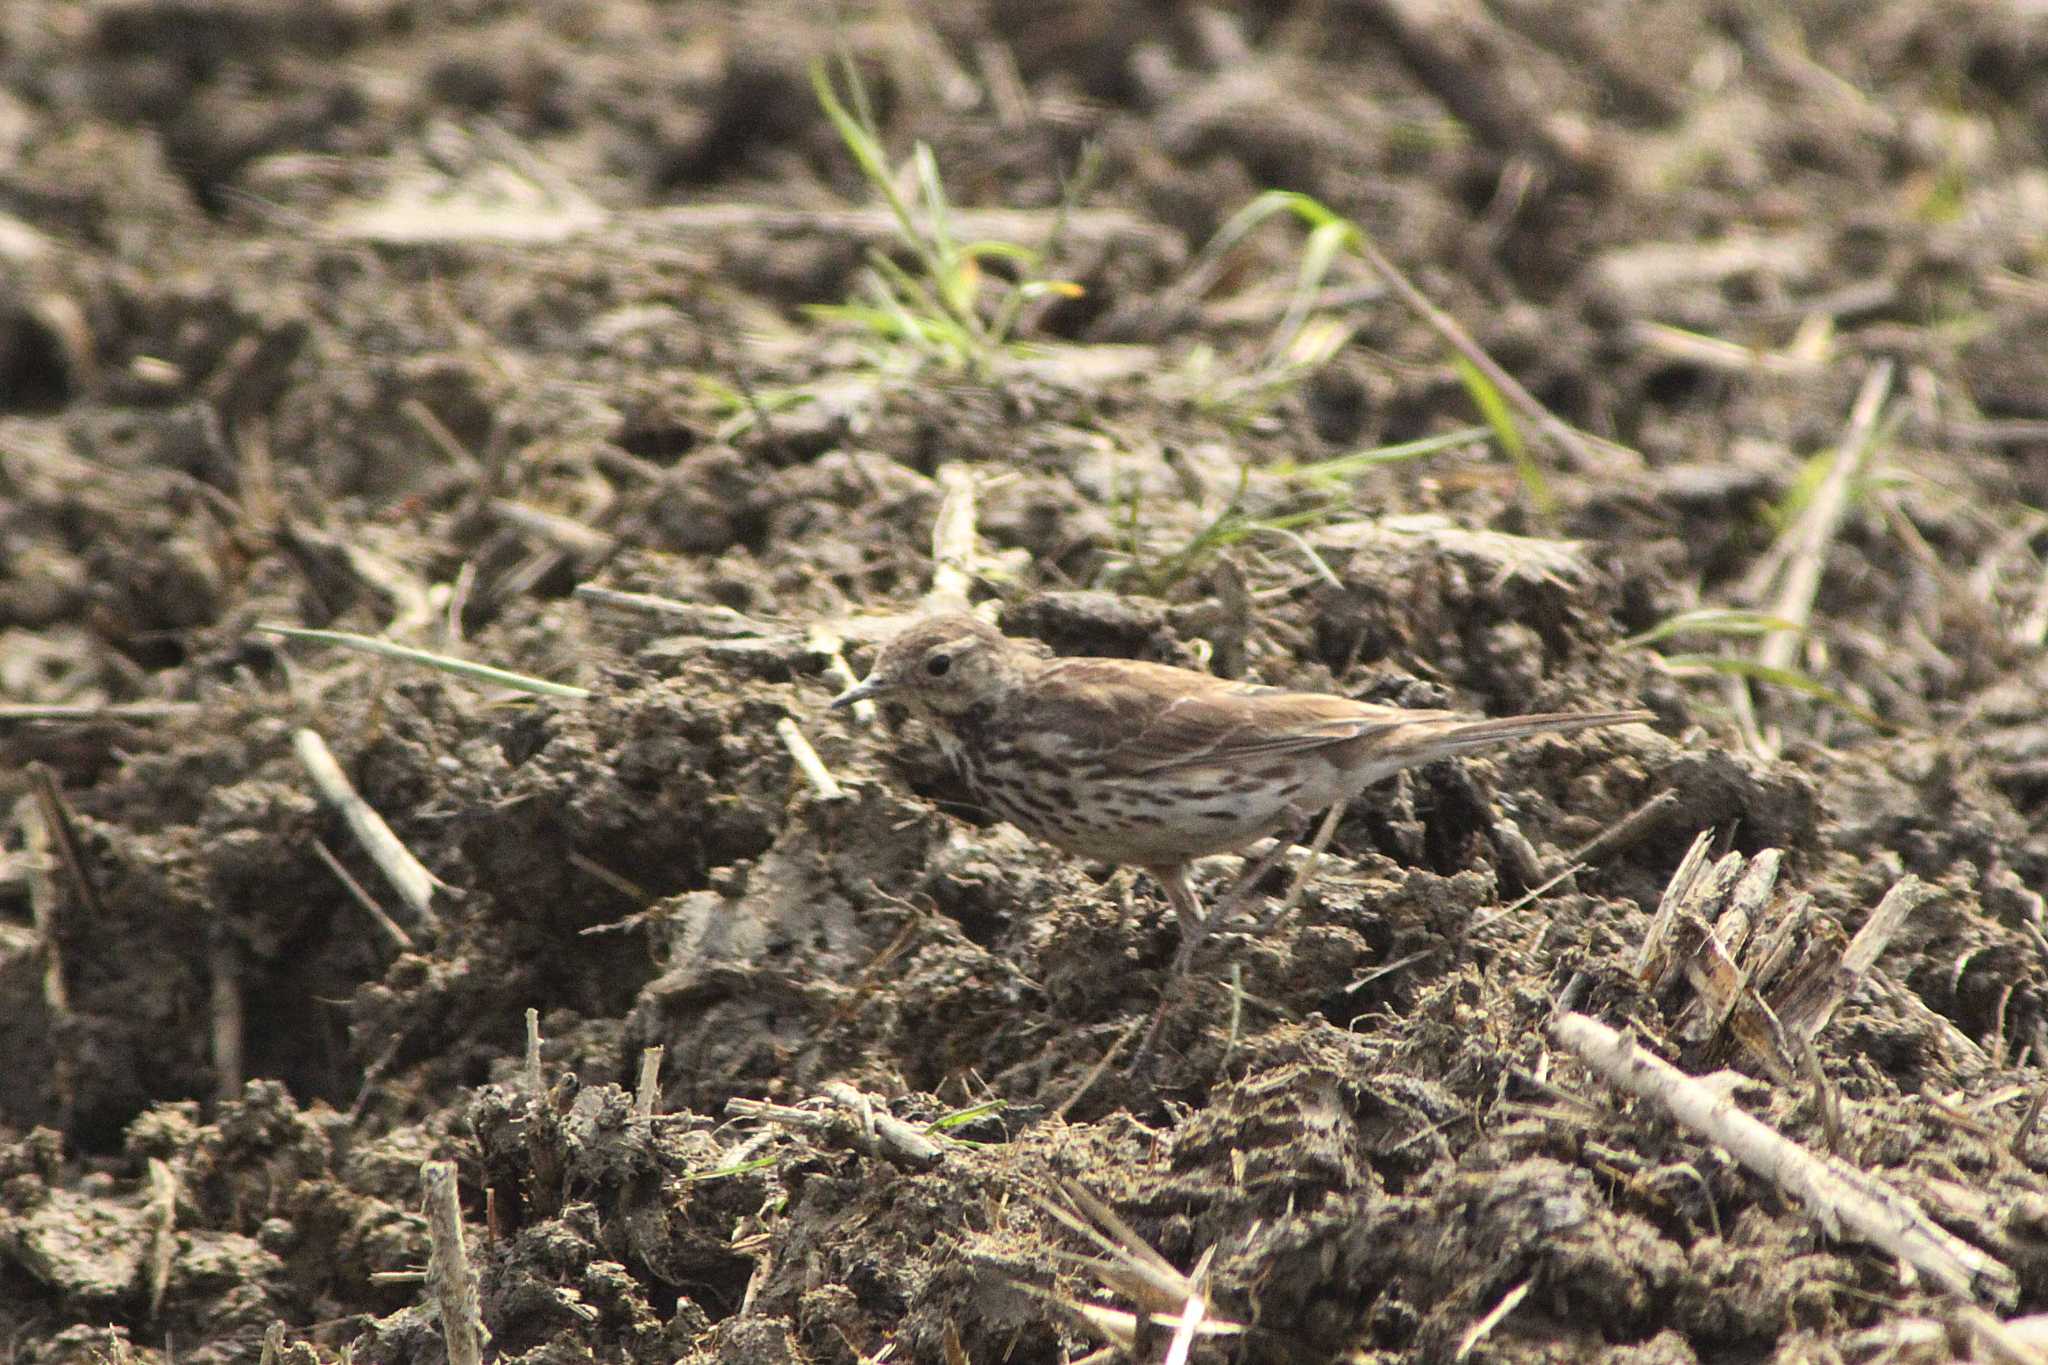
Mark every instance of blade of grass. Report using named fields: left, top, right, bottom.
left=1275, top=426, right=1492, bottom=485
left=1264, top=219, right=1351, bottom=367
left=252, top=625, right=592, bottom=699
left=926, top=1101, right=1005, bottom=1133
left=1453, top=354, right=1553, bottom=513
left=1660, top=654, right=1883, bottom=728
left=1620, top=609, right=1809, bottom=650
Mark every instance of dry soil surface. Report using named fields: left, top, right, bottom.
left=4, top=2, right=2048, bottom=1362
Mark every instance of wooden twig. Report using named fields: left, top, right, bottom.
left=1752, top=358, right=1895, bottom=638
left=1457, top=1277, right=1532, bottom=1361
left=1552, top=1011, right=2018, bottom=1305
left=808, top=623, right=877, bottom=726
left=724, top=1089, right=943, bottom=1170
left=17, top=777, right=77, bottom=1129
left=637, top=202, right=1174, bottom=260
left=312, top=840, right=414, bottom=952
left=292, top=729, right=443, bottom=926
left=635, top=1046, right=664, bottom=1118
left=2014, top=1086, right=2048, bottom=1158
left=489, top=498, right=617, bottom=559
left=1162, top=1246, right=1216, bottom=1365
left=1746, top=359, right=1895, bottom=751
left=776, top=717, right=847, bottom=801
left=209, top=929, right=244, bottom=1103
left=0, top=702, right=200, bottom=722
left=524, top=1008, right=543, bottom=1095
left=27, top=764, right=106, bottom=920
left=1776, top=875, right=1938, bottom=1046
left=1633, top=830, right=1717, bottom=985
left=572, top=585, right=782, bottom=635
left=927, top=464, right=979, bottom=612
left=1348, top=230, right=1638, bottom=476
left=1846, top=1309, right=2048, bottom=1363
left=1054, top=1017, right=1145, bottom=1122
left=1565, top=788, right=1681, bottom=868
left=144, top=1157, right=178, bottom=1317
left=420, top=1161, right=487, bottom=1365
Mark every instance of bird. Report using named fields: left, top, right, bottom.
left=830, top=612, right=1650, bottom=955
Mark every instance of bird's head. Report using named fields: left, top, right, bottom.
left=830, top=613, right=1030, bottom=718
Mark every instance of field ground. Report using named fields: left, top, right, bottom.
left=4, top=2, right=2048, bottom=1361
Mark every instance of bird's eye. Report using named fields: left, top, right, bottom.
left=925, top=653, right=953, bottom=678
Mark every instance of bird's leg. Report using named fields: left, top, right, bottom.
left=1152, top=863, right=1207, bottom=941
left=1252, top=798, right=1349, bottom=931
left=1130, top=806, right=1346, bottom=1078
left=1198, top=803, right=1324, bottom=939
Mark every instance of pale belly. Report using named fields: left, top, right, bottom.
left=959, top=750, right=1323, bottom=869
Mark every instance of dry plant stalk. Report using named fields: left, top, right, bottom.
left=524, top=1008, right=543, bottom=1094
left=926, top=463, right=980, bottom=612
left=725, top=1088, right=943, bottom=1170
left=209, top=930, right=245, bottom=1103
left=776, top=716, right=847, bottom=801
left=421, top=1160, right=488, bottom=1365
left=293, top=728, right=442, bottom=925
left=1552, top=1011, right=2017, bottom=1305
left=144, top=1157, right=178, bottom=1317
left=16, top=775, right=78, bottom=1130
left=1027, top=1179, right=1244, bottom=1354
left=635, top=1046, right=664, bottom=1117
left=1636, top=836, right=1941, bottom=1085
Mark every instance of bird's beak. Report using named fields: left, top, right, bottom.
left=830, top=677, right=885, bottom=709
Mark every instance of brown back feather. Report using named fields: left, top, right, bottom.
left=1017, top=657, right=1444, bottom=776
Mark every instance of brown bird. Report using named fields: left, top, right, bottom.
left=831, top=613, right=1649, bottom=951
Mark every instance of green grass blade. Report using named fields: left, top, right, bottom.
left=810, top=61, right=943, bottom=282
left=252, top=625, right=593, bottom=699
left=1277, top=426, right=1492, bottom=485
left=1619, top=609, right=1810, bottom=650
left=1452, top=353, right=1552, bottom=513
left=959, top=240, right=1042, bottom=265
left=914, top=143, right=958, bottom=260
left=1661, top=653, right=1884, bottom=727
left=926, top=1101, right=1005, bottom=1133
left=680, top=1154, right=779, bottom=1183
left=1266, top=219, right=1351, bottom=363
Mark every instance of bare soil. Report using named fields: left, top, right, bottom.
left=4, top=2, right=2048, bottom=1362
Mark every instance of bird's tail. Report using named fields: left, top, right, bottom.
left=1429, top=708, right=1653, bottom=754
left=1346, top=707, right=1650, bottom=788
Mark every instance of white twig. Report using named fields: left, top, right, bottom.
left=0, top=702, right=200, bottom=721
left=777, top=717, right=847, bottom=801
left=1757, top=359, right=1894, bottom=674
left=808, top=623, right=877, bottom=726
left=524, top=1008, right=543, bottom=1094
left=725, top=1090, right=942, bottom=1170
left=421, top=1161, right=487, bottom=1365
left=1161, top=1246, right=1216, bottom=1365
left=635, top=1046, right=664, bottom=1118
left=292, top=729, right=442, bottom=925
left=927, top=464, right=978, bottom=611
left=1552, top=1011, right=2017, bottom=1305
left=1457, top=1277, right=1532, bottom=1361
left=209, top=930, right=244, bottom=1103
left=144, top=1157, right=177, bottom=1317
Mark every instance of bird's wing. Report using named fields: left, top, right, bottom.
left=1020, top=658, right=1430, bottom=776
